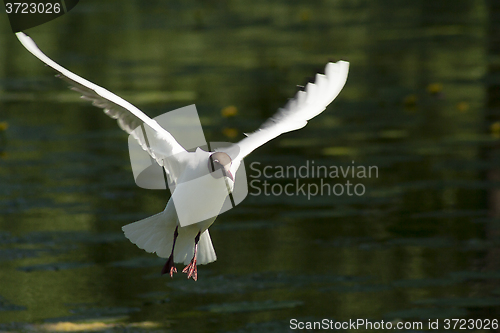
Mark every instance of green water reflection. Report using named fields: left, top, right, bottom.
left=0, top=0, right=499, bottom=332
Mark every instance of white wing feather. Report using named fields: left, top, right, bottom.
left=224, top=61, right=349, bottom=166
left=15, top=32, right=186, bottom=170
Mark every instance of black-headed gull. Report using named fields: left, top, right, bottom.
left=16, top=32, right=349, bottom=281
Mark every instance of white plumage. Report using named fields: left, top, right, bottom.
left=220, top=60, right=349, bottom=175
left=122, top=201, right=217, bottom=265
left=16, top=32, right=349, bottom=280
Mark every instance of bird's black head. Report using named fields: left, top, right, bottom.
left=208, top=152, right=234, bottom=181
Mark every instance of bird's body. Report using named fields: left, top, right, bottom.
left=122, top=147, right=225, bottom=266
left=16, top=32, right=349, bottom=281
left=123, top=196, right=218, bottom=265
left=123, top=146, right=234, bottom=279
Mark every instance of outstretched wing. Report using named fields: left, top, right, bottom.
left=16, top=32, right=186, bottom=183
left=222, top=60, right=349, bottom=168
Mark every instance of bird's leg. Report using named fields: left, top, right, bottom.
left=161, top=226, right=179, bottom=277
left=182, top=231, right=201, bottom=281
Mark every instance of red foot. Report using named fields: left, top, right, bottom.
left=161, top=256, right=177, bottom=277
left=182, top=258, right=198, bottom=281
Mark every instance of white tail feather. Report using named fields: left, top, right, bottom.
left=122, top=211, right=176, bottom=258
left=197, top=230, right=217, bottom=265
left=122, top=210, right=217, bottom=265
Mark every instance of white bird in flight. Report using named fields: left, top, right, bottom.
left=16, top=32, right=349, bottom=281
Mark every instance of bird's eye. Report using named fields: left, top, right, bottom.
left=209, top=159, right=220, bottom=173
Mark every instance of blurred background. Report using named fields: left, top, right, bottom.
left=1, top=0, right=500, bottom=332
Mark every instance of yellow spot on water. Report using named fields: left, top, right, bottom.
left=221, top=105, right=238, bottom=118
left=39, top=321, right=161, bottom=332
left=379, top=129, right=408, bottom=139
left=0, top=122, right=8, bottom=131
left=41, top=322, right=111, bottom=332
left=299, top=9, right=311, bottom=22
left=456, top=101, right=469, bottom=112
left=322, top=146, right=356, bottom=156
left=222, top=127, right=238, bottom=138
left=492, top=122, right=500, bottom=138
left=403, top=94, right=417, bottom=111
left=427, top=83, right=443, bottom=94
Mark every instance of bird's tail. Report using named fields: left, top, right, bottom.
left=122, top=211, right=176, bottom=258
left=122, top=211, right=217, bottom=265
left=197, top=230, right=217, bottom=265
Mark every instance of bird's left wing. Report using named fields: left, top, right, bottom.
left=15, top=32, right=186, bottom=174
left=221, top=60, right=349, bottom=169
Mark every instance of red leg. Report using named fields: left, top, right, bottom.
left=182, top=231, right=201, bottom=281
left=161, top=255, right=177, bottom=277
left=161, top=226, right=179, bottom=277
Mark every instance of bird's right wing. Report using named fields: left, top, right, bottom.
left=16, top=32, right=187, bottom=183
left=222, top=61, right=348, bottom=168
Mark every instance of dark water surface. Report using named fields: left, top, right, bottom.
left=1, top=0, right=500, bottom=332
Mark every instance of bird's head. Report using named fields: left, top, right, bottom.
left=208, top=152, right=234, bottom=181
